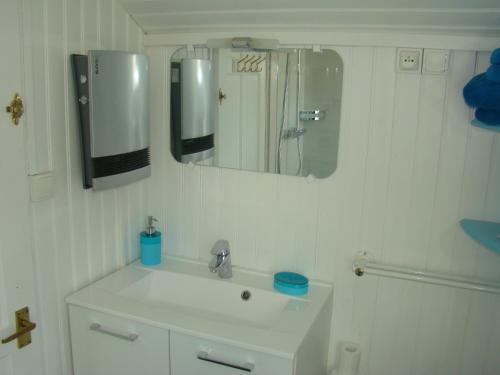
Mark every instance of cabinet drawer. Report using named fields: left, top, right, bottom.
left=170, top=331, right=293, bottom=375
left=69, top=305, right=170, bottom=375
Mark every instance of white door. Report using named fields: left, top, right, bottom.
left=216, top=50, right=267, bottom=172
left=0, top=0, right=45, bottom=374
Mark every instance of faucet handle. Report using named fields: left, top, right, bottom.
left=211, top=240, right=230, bottom=256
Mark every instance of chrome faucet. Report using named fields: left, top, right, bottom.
left=209, top=240, right=232, bottom=279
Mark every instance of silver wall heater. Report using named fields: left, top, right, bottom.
left=71, top=50, right=150, bottom=190
left=171, top=58, right=215, bottom=163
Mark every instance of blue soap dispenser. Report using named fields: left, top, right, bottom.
left=140, top=216, right=161, bottom=265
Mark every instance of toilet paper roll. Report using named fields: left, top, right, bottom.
left=335, top=342, right=361, bottom=375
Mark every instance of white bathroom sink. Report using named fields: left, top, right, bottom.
left=119, top=268, right=294, bottom=328
left=66, top=256, right=332, bottom=358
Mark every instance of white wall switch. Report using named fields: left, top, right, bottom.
left=396, top=48, right=423, bottom=73
left=29, top=171, right=55, bottom=202
left=423, top=49, right=449, bottom=74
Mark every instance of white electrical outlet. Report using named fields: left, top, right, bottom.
left=397, top=48, right=423, bottom=73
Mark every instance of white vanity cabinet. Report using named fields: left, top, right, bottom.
left=69, top=306, right=170, bottom=375
left=69, top=306, right=294, bottom=375
left=66, top=259, right=333, bottom=375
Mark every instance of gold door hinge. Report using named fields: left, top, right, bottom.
left=5, top=93, right=24, bottom=125
left=1, top=307, right=37, bottom=348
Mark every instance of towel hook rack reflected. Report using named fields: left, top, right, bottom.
left=233, top=54, right=266, bottom=73
left=252, top=56, right=265, bottom=72
left=236, top=54, right=250, bottom=71
left=244, top=56, right=259, bottom=72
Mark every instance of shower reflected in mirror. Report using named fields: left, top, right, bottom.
left=170, top=42, right=343, bottom=178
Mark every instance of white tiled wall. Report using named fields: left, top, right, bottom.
left=148, top=46, right=500, bottom=375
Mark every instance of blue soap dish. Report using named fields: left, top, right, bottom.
left=274, top=272, right=309, bottom=296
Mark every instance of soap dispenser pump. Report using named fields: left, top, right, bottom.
left=140, top=216, right=162, bottom=265
left=146, top=216, right=157, bottom=235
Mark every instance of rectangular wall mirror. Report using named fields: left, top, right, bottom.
left=170, top=39, right=343, bottom=178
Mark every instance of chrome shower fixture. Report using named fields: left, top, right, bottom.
left=282, top=128, right=307, bottom=140
left=299, top=109, right=326, bottom=121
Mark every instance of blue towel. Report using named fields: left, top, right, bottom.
left=486, top=65, right=500, bottom=83
left=491, top=48, right=500, bottom=65
left=463, top=73, right=500, bottom=110
left=476, top=108, right=500, bottom=126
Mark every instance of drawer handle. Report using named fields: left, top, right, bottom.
left=197, top=351, right=254, bottom=372
left=89, top=323, right=139, bottom=342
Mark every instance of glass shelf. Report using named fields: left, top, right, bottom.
left=460, top=219, right=500, bottom=255
left=471, top=119, right=500, bottom=132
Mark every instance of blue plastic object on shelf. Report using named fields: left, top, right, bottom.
left=460, top=219, right=500, bottom=255
left=274, top=272, right=309, bottom=296
left=471, top=119, right=500, bottom=133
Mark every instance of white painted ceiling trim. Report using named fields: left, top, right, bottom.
left=143, top=30, right=500, bottom=51
left=120, top=1, right=500, bottom=37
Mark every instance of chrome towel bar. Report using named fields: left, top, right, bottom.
left=353, top=252, right=500, bottom=295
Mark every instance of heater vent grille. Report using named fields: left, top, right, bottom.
left=182, top=134, right=214, bottom=155
left=93, top=148, right=150, bottom=178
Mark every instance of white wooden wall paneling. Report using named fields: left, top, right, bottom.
left=18, top=2, right=500, bottom=372
left=352, top=46, right=397, bottom=375
left=149, top=44, right=500, bottom=375
left=21, top=1, right=146, bottom=375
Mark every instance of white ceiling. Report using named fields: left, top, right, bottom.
left=119, top=0, right=500, bottom=35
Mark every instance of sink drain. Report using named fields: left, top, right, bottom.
left=241, top=290, right=251, bottom=301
